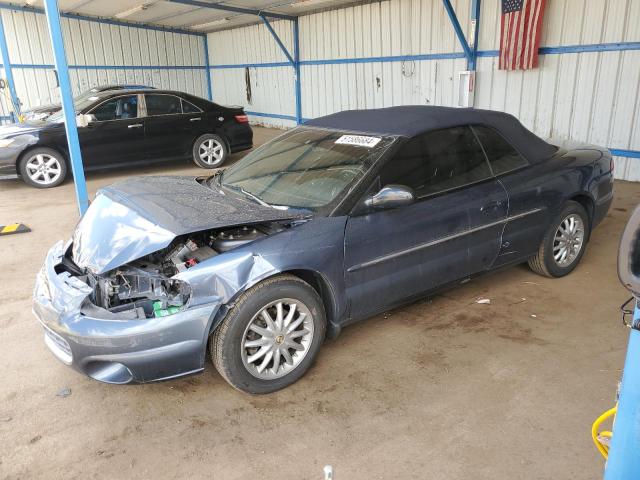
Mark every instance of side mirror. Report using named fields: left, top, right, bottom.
left=364, top=184, right=415, bottom=210
left=76, top=114, right=96, bottom=128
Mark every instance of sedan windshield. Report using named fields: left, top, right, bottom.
left=219, top=127, right=396, bottom=212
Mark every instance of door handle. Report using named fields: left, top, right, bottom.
left=481, top=200, right=503, bottom=212
left=128, top=123, right=143, bottom=129
left=189, top=117, right=202, bottom=122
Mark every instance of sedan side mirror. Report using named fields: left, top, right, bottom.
left=364, top=184, right=415, bottom=210
left=76, top=114, right=96, bottom=128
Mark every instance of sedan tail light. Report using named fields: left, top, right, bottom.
left=234, top=114, right=249, bottom=124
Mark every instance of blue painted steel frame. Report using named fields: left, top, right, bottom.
left=468, top=0, right=481, bottom=70
left=604, top=302, right=640, bottom=479
left=0, top=14, right=20, bottom=121
left=441, top=0, right=473, bottom=63
left=43, top=0, right=88, bottom=215
left=259, top=15, right=294, bottom=65
left=203, top=36, right=213, bottom=100
left=167, top=0, right=296, bottom=20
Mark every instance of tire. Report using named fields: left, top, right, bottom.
left=18, top=147, right=67, bottom=188
left=192, top=133, right=228, bottom=169
left=211, top=274, right=326, bottom=394
left=528, top=200, right=590, bottom=278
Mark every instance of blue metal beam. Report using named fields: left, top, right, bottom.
left=441, top=0, right=473, bottom=62
left=260, top=15, right=294, bottom=65
left=0, top=13, right=20, bottom=122
left=468, top=0, right=481, bottom=70
left=203, top=35, right=213, bottom=100
left=292, top=18, right=302, bottom=125
left=43, top=0, right=89, bottom=215
left=168, top=0, right=297, bottom=21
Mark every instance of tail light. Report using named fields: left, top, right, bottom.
left=234, top=114, right=249, bottom=124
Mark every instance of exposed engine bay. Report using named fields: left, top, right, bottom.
left=68, top=223, right=289, bottom=319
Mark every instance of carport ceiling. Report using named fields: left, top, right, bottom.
left=2, top=0, right=362, bottom=31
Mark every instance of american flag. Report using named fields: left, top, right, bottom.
left=499, top=0, right=547, bottom=70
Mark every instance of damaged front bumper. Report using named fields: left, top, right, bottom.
left=33, top=242, right=219, bottom=384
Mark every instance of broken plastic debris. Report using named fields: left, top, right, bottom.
left=476, top=298, right=491, bottom=305
left=56, top=387, right=71, bottom=398
left=531, top=314, right=537, bottom=318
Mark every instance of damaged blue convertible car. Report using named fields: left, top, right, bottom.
left=34, top=106, right=614, bottom=393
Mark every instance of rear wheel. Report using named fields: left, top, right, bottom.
left=211, top=274, right=326, bottom=394
left=192, top=133, right=228, bottom=168
left=18, top=147, right=67, bottom=188
left=528, top=201, right=590, bottom=277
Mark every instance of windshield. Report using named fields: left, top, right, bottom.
left=46, top=95, right=101, bottom=123
left=219, top=127, right=396, bottom=213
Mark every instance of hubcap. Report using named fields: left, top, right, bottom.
left=198, top=138, right=224, bottom=166
left=241, top=299, right=314, bottom=380
left=25, top=153, right=62, bottom=185
left=553, top=213, right=585, bottom=267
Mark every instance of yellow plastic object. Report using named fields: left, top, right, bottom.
left=592, top=405, right=617, bottom=459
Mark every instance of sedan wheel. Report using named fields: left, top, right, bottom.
left=241, top=298, right=314, bottom=380
left=528, top=200, right=590, bottom=278
left=552, top=214, right=585, bottom=267
left=192, top=134, right=228, bottom=168
left=18, top=148, right=67, bottom=188
left=211, top=274, right=326, bottom=394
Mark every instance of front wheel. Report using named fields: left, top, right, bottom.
left=192, top=133, right=228, bottom=168
left=528, top=200, right=590, bottom=277
left=210, top=274, right=326, bottom=394
left=18, top=147, right=67, bottom=188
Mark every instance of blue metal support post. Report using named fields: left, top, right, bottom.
left=43, top=0, right=88, bottom=215
left=0, top=13, right=21, bottom=122
left=441, top=0, right=473, bottom=64
left=292, top=18, right=302, bottom=125
left=203, top=35, right=213, bottom=100
left=468, top=0, right=481, bottom=71
left=604, top=302, right=640, bottom=479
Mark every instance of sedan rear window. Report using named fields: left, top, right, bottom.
left=145, top=94, right=182, bottom=116
left=472, top=125, right=528, bottom=175
left=220, top=127, right=396, bottom=212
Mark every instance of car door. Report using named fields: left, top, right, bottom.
left=343, top=126, right=507, bottom=322
left=143, top=94, right=205, bottom=161
left=471, top=125, right=550, bottom=267
left=79, top=94, right=147, bottom=168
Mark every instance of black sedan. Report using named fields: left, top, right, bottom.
left=34, top=106, right=613, bottom=393
left=0, top=89, right=253, bottom=188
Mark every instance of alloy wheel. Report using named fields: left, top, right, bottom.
left=241, top=298, right=314, bottom=380
left=553, top=213, right=585, bottom=267
left=198, top=138, right=224, bottom=166
left=25, top=153, right=62, bottom=186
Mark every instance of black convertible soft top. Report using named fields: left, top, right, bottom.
left=305, top=105, right=557, bottom=163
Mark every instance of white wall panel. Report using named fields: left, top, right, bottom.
left=0, top=8, right=208, bottom=111
left=207, top=0, right=639, bottom=180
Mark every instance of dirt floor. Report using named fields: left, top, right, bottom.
left=0, top=126, right=638, bottom=479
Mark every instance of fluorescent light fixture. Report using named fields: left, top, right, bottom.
left=114, top=3, right=152, bottom=19
left=190, top=18, right=229, bottom=29
left=291, top=0, right=333, bottom=7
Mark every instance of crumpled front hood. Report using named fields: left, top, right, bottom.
left=72, top=176, right=307, bottom=274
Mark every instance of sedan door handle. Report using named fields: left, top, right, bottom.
left=128, top=123, right=143, bottom=129
left=481, top=200, right=503, bottom=212
left=189, top=117, right=202, bottom=122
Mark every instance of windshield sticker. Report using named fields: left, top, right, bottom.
left=335, top=135, right=382, bottom=148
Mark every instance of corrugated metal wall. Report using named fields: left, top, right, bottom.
left=209, top=21, right=297, bottom=128
left=0, top=7, right=208, bottom=118
left=207, top=0, right=640, bottom=181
